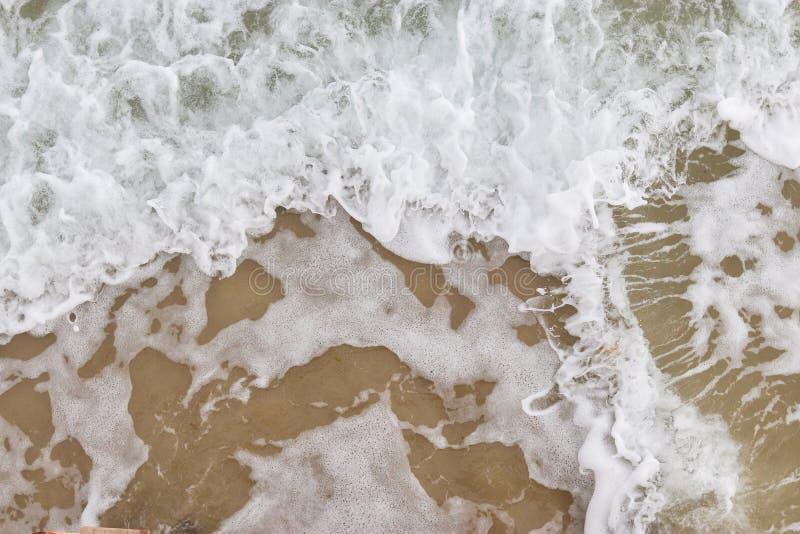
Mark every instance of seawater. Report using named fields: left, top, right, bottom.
left=1, top=0, right=799, bottom=532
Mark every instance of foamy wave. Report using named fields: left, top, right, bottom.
left=1, top=0, right=796, bottom=335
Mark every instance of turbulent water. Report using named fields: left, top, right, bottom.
left=1, top=0, right=800, bottom=532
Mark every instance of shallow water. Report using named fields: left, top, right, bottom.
left=1, top=0, right=800, bottom=532
left=1, top=212, right=583, bottom=532
left=616, top=133, right=800, bottom=531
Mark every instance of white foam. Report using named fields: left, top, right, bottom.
left=681, top=153, right=800, bottom=375
left=0, top=0, right=796, bottom=335
left=221, top=403, right=490, bottom=533
left=718, top=98, right=800, bottom=169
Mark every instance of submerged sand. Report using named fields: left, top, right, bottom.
left=0, top=211, right=578, bottom=533
left=615, top=131, right=800, bottom=530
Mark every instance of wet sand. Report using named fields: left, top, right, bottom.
left=615, top=130, right=800, bottom=531
left=0, top=211, right=578, bottom=532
